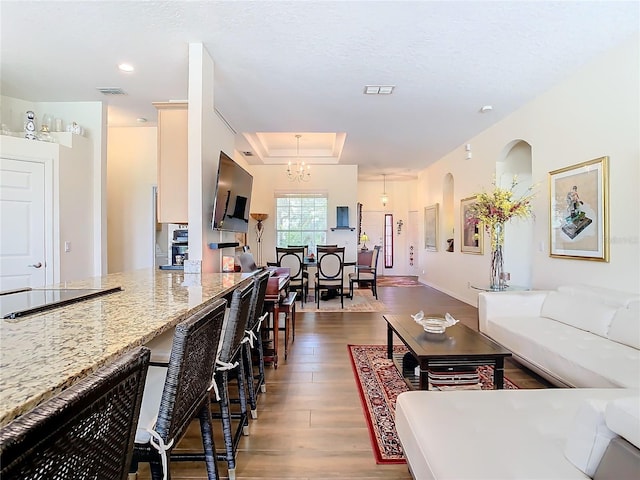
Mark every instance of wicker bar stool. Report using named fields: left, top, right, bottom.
left=131, top=298, right=227, bottom=480
left=211, top=280, right=254, bottom=480
left=242, top=269, right=270, bottom=416
left=0, top=346, right=150, bottom=480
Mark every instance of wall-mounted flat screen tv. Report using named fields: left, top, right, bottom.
left=211, top=151, right=253, bottom=233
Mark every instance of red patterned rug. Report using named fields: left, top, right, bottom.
left=347, top=344, right=518, bottom=464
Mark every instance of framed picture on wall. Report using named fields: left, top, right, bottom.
left=424, top=203, right=438, bottom=251
left=460, top=196, right=483, bottom=254
left=549, top=156, right=609, bottom=261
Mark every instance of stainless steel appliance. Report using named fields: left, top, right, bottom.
left=171, top=229, right=188, bottom=266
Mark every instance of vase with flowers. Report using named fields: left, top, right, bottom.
left=468, top=177, right=535, bottom=290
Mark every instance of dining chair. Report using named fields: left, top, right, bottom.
left=287, top=244, right=308, bottom=258
left=273, top=246, right=309, bottom=306
left=1, top=346, right=150, bottom=480
left=131, top=298, right=227, bottom=480
left=349, top=245, right=381, bottom=299
left=314, top=246, right=346, bottom=308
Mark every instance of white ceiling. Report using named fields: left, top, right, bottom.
left=1, top=1, right=638, bottom=180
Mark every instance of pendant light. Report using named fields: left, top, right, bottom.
left=381, top=174, right=388, bottom=206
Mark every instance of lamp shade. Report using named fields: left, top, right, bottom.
left=250, top=213, right=268, bottom=222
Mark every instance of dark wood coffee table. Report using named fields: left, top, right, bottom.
left=384, top=314, right=512, bottom=390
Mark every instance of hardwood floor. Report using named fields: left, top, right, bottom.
left=138, top=284, right=552, bottom=479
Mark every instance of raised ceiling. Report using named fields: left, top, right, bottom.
left=1, top=1, right=638, bottom=180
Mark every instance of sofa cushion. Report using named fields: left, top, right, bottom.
left=564, top=398, right=618, bottom=477
left=541, top=292, right=617, bottom=338
left=607, top=306, right=640, bottom=349
left=605, top=397, right=640, bottom=449
left=558, top=285, right=640, bottom=308
left=395, top=389, right=634, bottom=480
left=484, top=315, right=640, bottom=388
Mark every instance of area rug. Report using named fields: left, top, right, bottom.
left=297, top=289, right=387, bottom=312
left=376, top=276, right=422, bottom=287
left=347, top=344, right=518, bottom=464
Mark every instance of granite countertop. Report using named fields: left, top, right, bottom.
left=0, top=268, right=252, bottom=427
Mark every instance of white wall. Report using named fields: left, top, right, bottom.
left=248, top=164, right=359, bottom=264
left=356, top=178, right=418, bottom=275
left=417, top=35, right=640, bottom=305
left=0, top=133, right=94, bottom=284
left=1, top=95, right=107, bottom=277
left=106, top=126, right=158, bottom=273
left=187, top=43, right=237, bottom=274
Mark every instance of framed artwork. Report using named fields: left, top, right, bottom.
left=424, top=203, right=438, bottom=251
left=460, top=196, right=483, bottom=254
left=549, top=156, right=609, bottom=261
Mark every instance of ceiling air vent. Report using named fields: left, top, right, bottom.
left=97, top=87, right=127, bottom=96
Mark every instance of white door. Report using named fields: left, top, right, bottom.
left=0, top=158, right=48, bottom=290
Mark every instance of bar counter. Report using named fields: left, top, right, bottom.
left=0, top=268, right=253, bottom=427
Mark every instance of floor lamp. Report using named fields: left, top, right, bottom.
left=250, top=213, right=268, bottom=266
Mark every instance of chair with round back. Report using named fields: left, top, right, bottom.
left=1, top=346, right=151, bottom=480
left=315, top=246, right=346, bottom=308
left=275, top=246, right=309, bottom=306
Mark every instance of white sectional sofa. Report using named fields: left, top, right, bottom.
left=396, top=388, right=640, bottom=480
left=394, top=284, right=640, bottom=479
left=478, top=284, right=640, bottom=388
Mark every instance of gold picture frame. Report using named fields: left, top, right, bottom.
left=424, top=204, right=439, bottom=251
left=460, top=196, right=483, bottom=254
left=549, top=156, right=609, bottom=261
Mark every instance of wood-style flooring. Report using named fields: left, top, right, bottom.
left=137, top=284, right=552, bottom=479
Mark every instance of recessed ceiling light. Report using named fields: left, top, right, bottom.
left=364, top=85, right=395, bottom=95
left=136, top=117, right=147, bottom=123
left=118, top=63, right=134, bottom=73
left=480, top=105, right=493, bottom=113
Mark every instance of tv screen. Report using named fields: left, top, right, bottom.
left=211, top=151, right=253, bottom=233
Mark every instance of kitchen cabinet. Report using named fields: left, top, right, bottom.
left=154, top=102, right=188, bottom=223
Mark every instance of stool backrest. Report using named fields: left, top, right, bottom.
left=219, top=280, right=254, bottom=363
left=248, top=270, right=271, bottom=330
left=154, top=298, right=227, bottom=444
left=0, top=347, right=151, bottom=480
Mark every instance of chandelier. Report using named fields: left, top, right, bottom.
left=286, top=134, right=311, bottom=182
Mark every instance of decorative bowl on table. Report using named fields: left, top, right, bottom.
left=411, top=311, right=459, bottom=334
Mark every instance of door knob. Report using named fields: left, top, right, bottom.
left=28, top=262, right=43, bottom=268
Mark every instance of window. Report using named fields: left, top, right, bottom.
left=384, top=213, right=393, bottom=268
left=276, top=194, right=327, bottom=252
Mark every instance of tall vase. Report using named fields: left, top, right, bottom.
left=489, top=223, right=505, bottom=290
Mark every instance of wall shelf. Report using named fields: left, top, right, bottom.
left=330, top=226, right=355, bottom=231
left=208, top=242, right=240, bottom=249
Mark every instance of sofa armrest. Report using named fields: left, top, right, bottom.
left=478, top=290, right=550, bottom=333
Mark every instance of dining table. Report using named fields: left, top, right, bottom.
left=0, top=268, right=254, bottom=427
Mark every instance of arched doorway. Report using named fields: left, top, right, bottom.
left=497, top=140, right=533, bottom=287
